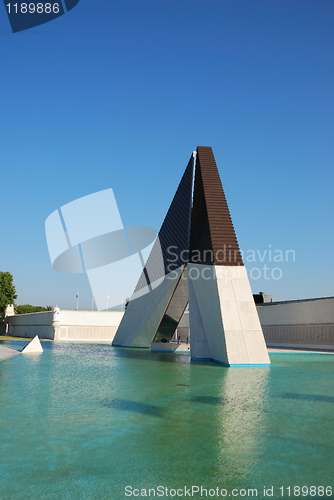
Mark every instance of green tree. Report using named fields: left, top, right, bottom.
left=15, top=304, right=53, bottom=314
left=0, top=272, right=17, bottom=316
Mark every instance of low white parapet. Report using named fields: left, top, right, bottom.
left=56, top=310, right=124, bottom=341
left=6, top=311, right=55, bottom=339
left=151, top=342, right=190, bottom=353
left=257, top=297, right=334, bottom=326
left=258, top=298, right=334, bottom=351
left=5, top=309, right=124, bottom=342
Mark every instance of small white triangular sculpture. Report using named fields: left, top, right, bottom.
left=22, top=335, right=43, bottom=354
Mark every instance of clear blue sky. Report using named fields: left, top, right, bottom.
left=1, top=0, right=333, bottom=310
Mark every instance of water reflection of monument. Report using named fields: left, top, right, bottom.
left=186, top=365, right=270, bottom=483
left=215, top=367, right=269, bottom=474
left=113, top=147, right=270, bottom=367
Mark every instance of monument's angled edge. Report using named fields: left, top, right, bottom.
left=112, top=153, right=195, bottom=348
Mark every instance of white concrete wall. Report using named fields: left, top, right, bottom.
left=174, top=299, right=334, bottom=351
left=5, top=297, right=333, bottom=350
left=257, top=298, right=334, bottom=350
left=175, top=311, right=190, bottom=341
left=6, top=311, right=55, bottom=339
left=257, top=298, right=334, bottom=325
left=6, top=310, right=124, bottom=342
left=56, top=310, right=124, bottom=342
left=58, top=310, right=124, bottom=327
left=178, top=311, right=189, bottom=327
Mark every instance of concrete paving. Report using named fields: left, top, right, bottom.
left=268, top=347, right=334, bottom=354
left=0, top=345, right=20, bottom=362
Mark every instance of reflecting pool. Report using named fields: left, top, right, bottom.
left=0, top=341, right=333, bottom=499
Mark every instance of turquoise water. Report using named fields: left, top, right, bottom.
left=0, top=341, right=333, bottom=500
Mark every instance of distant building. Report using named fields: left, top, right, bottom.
left=253, top=292, right=274, bottom=304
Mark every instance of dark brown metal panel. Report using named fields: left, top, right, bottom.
left=189, top=146, right=244, bottom=266
left=134, top=154, right=195, bottom=293
left=188, top=152, right=214, bottom=265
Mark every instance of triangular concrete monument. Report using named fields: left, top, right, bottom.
left=112, top=154, right=195, bottom=347
left=112, top=146, right=270, bottom=367
left=188, top=147, right=270, bottom=366
left=22, top=335, right=43, bottom=354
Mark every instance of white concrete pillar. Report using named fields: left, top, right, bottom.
left=189, top=264, right=270, bottom=367
left=52, top=306, right=61, bottom=340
